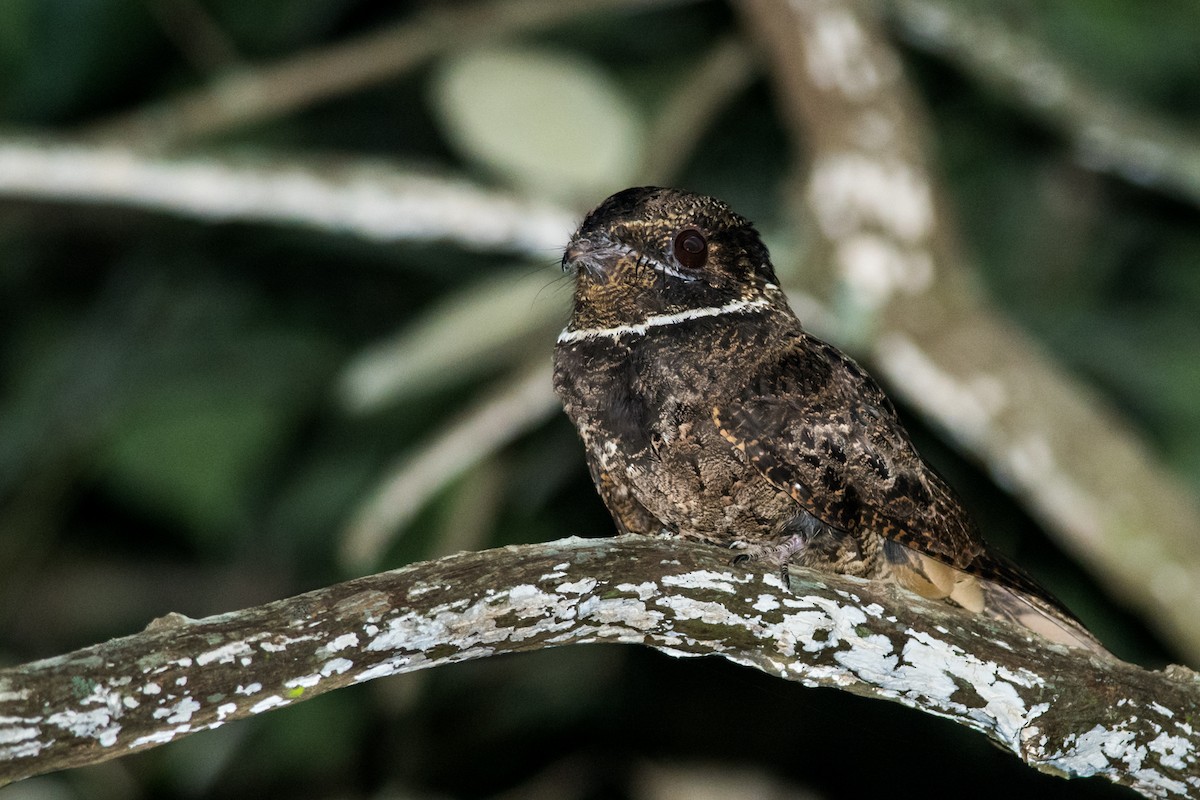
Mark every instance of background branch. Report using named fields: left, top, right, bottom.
left=0, top=136, right=574, bottom=253
left=2, top=536, right=1197, bottom=795
left=885, top=0, right=1200, bottom=209
left=85, top=0, right=690, bottom=148
left=736, top=0, right=1200, bottom=663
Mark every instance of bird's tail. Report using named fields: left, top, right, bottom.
left=884, top=541, right=1110, bottom=656
left=976, top=579, right=1110, bottom=656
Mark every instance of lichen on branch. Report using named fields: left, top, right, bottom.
left=1, top=536, right=1196, bottom=796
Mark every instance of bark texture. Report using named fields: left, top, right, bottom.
left=2, top=536, right=1198, bottom=796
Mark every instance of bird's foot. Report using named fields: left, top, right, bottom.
left=730, top=534, right=807, bottom=584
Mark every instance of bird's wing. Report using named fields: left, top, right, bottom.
left=713, top=334, right=1105, bottom=651
left=712, top=333, right=982, bottom=567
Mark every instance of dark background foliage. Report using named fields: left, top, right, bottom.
left=1, top=1, right=1197, bottom=797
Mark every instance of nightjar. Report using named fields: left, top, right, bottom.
left=553, top=186, right=1105, bottom=654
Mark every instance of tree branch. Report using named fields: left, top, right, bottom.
left=1, top=536, right=1198, bottom=795
left=84, top=0, right=692, bottom=147
left=885, top=0, right=1200, bottom=209
left=0, top=137, right=575, bottom=254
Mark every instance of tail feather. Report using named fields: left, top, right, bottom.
left=883, top=541, right=1109, bottom=656
left=977, top=579, right=1108, bottom=655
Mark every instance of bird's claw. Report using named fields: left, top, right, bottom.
left=728, top=535, right=806, bottom=586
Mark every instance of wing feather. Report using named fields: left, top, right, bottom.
left=713, top=333, right=1092, bottom=633
left=713, top=334, right=979, bottom=567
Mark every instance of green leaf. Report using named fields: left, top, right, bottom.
left=430, top=46, right=644, bottom=202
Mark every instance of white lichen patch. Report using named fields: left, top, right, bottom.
left=365, top=584, right=578, bottom=657
left=1149, top=702, right=1174, bottom=719
left=616, top=581, right=658, bottom=601
left=45, top=706, right=121, bottom=748
left=321, top=658, right=353, bottom=676
left=861, top=603, right=885, bottom=618
left=800, top=3, right=897, bottom=100
left=764, top=607, right=836, bottom=659
left=662, top=569, right=748, bottom=595
left=1057, top=725, right=1139, bottom=773
left=40, top=678, right=139, bottom=750
left=285, top=674, right=321, bottom=689
left=215, top=702, right=237, bottom=721
left=761, top=572, right=788, bottom=592
left=656, top=595, right=748, bottom=630
left=1147, top=732, right=1193, bottom=771
left=578, top=596, right=664, bottom=632
left=249, top=696, right=287, bottom=714
left=835, top=233, right=933, bottom=309
left=0, top=724, right=43, bottom=762
left=0, top=737, right=43, bottom=760
left=259, top=633, right=318, bottom=653
left=895, top=631, right=1042, bottom=745
left=234, top=683, right=262, bottom=696
left=197, top=640, right=256, bottom=666
left=555, top=578, right=597, bottom=594
left=130, top=724, right=190, bottom=749
left=808, top=154, right=933, bottom=244
left=161, top=697, right=200, bottom=725
left=0, top=724, right=39, bottom=745
left=355, top=662, right=403, bottom=683
left=407, top=581, right=452, bottom=599
left=1031, top=716, right=1200, bottom=794
left=324, top=633, right=359, bottom=653
left=745, top=592, right=1056, bottom=761
left=752, top=595, right=780, bottom=612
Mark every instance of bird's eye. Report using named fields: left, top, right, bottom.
left=673, top=228, right=708, bottom=270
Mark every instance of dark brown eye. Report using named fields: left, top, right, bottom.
left=673, top=228, right=708, bottom=270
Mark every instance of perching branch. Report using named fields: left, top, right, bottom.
left=736, top=0, right=1200, bottom=663
left=1, top=536, right=1197, bottom=796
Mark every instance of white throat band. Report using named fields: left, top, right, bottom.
left=557, top=296, right=772, bottom=344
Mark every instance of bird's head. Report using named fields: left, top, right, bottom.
left=561, top=187, right=781, bottom=330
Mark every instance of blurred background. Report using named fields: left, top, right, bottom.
left=2, top=1, right=1199, bottom=797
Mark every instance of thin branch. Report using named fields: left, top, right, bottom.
left=1, top=536, right=1197, bottom=795
left=734, top=0, right=1200, bottom=662
left=338, top=272, right=566, bottom=413
left=144, top=0, right=244, bottom=75
left=86, top=0, right=692, bottom=147
left=885, top=0, right=1200, bottom=208
left=0, top=137, right=575, bottom=254
left=339, top=360, right=559, bottom=570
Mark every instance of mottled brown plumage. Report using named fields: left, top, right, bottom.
left=553, top=186, right=1106, bottom=654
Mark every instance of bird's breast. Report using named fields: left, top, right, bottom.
left=554, top=327, right=791, bottom=540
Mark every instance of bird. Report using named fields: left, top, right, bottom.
left=552, top=186, right=1106, bottom=655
